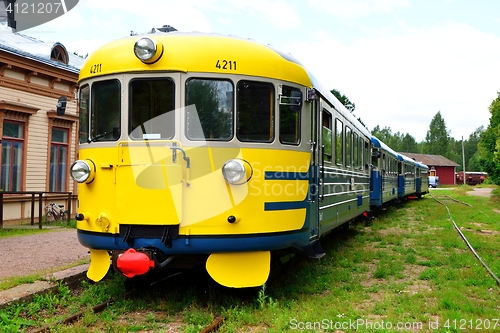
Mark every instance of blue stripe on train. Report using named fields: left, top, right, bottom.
left=264, top=171, right=309, bottom=180
left=78, top=229, right=311, bottom=254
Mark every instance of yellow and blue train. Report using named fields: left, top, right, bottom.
left=69, top=31, right=428, bottom=288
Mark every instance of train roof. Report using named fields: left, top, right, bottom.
left=80, top=32, right=312, bottom=86
left=398, top=153, right=418, bottom=165
left=370, top=136, right=398, bottom=158
left=80, top=31, right=370, bottom=138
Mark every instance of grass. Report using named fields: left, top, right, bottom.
left=0, top=219, right=76, bottom=238
left=0, top=187, right=499, bottom=332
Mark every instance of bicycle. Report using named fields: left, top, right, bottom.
left=45, top=202, right=69, bottom=221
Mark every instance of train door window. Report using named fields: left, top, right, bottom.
left=353, top=132, right=359, bottom=169
left=186, top=78, right=233, bottom=140
left=322, top=111, right=332, bottom=163
left=78, top=85, right=89, bottom=143
left=130, top=78, right=176, bottom=140
left=237, top=81, right=274, bottom=142
left=90, top=79, right=121, bottom=142
left=279, top=85, right=301, bottom=145
left=359, top=137, right=364, bottom=170
left=1, top=121, right=24, bottom=191
left=335, top=118, right=343, bottom=166
left=345, top=126, right=352, bottom=167
left=364, top=140, right=370, bottom=170
left=49, top=128, right=68, bottom=192
left=371, top=149, right=379, bottom=168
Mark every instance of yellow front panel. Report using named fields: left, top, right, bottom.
left=77, top=144, right=310, bottom=236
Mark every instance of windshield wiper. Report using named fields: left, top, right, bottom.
left=88, top=128, right=119, bottom=143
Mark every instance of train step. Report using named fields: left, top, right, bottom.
left=307, top=241, right=326, bottom=260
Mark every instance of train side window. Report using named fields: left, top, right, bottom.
left=345, top=126, right=352, bottom=167
left=353, top=132, right=359, bottom=169
left=78, top=85, right=89, bottom=143
left=359, top=137, right=364, bottom=170
left=364, top=140, right=370, bottom=170
left=91, top=79, right=121, bottom=142
left=322, top=111, right=332, bottom=163
left=279, top=86, right=301, bottom=145
left=335, top=118, right=343, bottom=166
left=186, top=79, right=233, bottom=141
left=237, top=80, right=274, bottom=142
left=130, top=78, right=175, bottom=140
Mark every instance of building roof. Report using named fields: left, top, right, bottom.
left=0, top=23, right=83, bottom=73
left=398, top=152, right=460, bottom=167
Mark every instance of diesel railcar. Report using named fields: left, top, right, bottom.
left=69, top=31, right=374, bottom=288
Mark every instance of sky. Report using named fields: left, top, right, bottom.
left=22, top=0, right=500, bottom=142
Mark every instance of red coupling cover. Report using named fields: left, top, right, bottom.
left=116, top=248, right=155, bottom=278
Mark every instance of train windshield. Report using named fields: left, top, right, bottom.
left=129, top=78, right=175, bottom=140
left=185, top=79, right=233, bottom=141
left=88, top=80, right=121, bottom=142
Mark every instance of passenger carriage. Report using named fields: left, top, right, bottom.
left=370, top=136, right=399, bottom=208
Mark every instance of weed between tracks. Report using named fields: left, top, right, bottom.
left=0, top=187, right=499, bottom=332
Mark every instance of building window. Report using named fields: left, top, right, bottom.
left=51, top=45, right=68, bottom=64
left=1, top=121, right=24, bottom=191
left=49, top=127, right=68, bottom=192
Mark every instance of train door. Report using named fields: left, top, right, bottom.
left=116, top=73, right=184, bottom=227
left=316, top=101, right=335, bottom=238
left=309, top=97, right=320, bottom=243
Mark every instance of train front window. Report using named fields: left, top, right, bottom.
left=279, top=86, right=301, bottom=145
left=90, top=80, right=121, bottom=142
left=186, top=79, right=233, bottom=140
left=237, top=81, right=274, bottom=142
left=129, top=78, right=175, bottom=140
left=78, top=85, right=89, bottom=143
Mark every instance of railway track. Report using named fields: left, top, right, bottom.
left=430, top=193, right=500, bottom=287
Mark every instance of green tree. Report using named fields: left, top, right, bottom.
left=423, top=111, right=450, bottom=156
left=400, top=133, right=418, bottom=153
left=466, top=126, right=484, bottom=171
left=331, top=89, right=355, bottom=112
left=478, top=92, right=500, bottom=184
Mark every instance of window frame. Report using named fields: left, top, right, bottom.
left=335, top=118, right=344, bottom=166
left=49, top=127, right=69, bottom=192
left=1, top=121, right=25, bottom=192
left=129, top=77, right=176, bottom=140
left=185, top=77, right=234, bottom=141
left=279, top=85, right=302, bottom=145
left=236, top=80, right=275, bottom=143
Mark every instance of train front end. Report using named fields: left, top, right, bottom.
left=71, top=33, right=314, bottom=288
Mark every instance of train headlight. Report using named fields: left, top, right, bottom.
left=134, top=37, right=163, bottom=64
left=222, top=159, right=252, bottom=185
left=70, top=160, right=96, bottom=184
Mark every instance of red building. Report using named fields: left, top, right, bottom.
left=399, top=153, right=460, bottom=185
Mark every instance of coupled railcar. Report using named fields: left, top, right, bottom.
left=416, top=162, right=429, bottom=197
left=70, top=31, right=374, bottom=288
left=397, top=153, right=418, bottom=199
left=370, top=136, right=399, bottom=208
